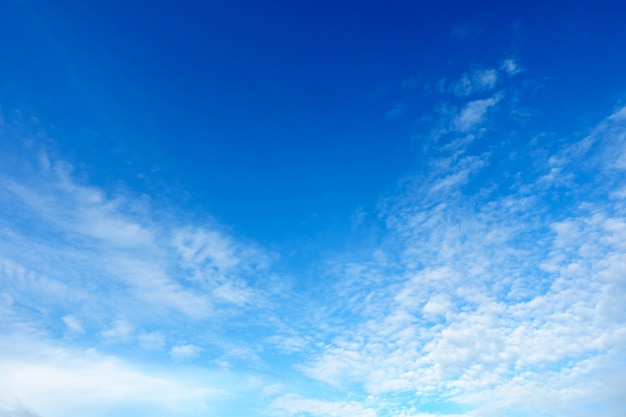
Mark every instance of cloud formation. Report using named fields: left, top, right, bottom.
left=1, top=57, right=625, bottom=417
left=0, top=129, right=279, bottom=416
left=289, top=102, right=626, bottom=416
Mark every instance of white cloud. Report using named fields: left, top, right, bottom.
left=454, top=95, right=501, bottom=132
left=266, top=334, right=309, bottom=353
left=99, top=319, right=134, bottom=342
left=536, top=105, right=626, bottom=190
left=0, top=135, right=286, bottom=416
left=108, top=257, right=213, bottom=319
left=173, top=228, right=241, bottom=273
left=213, top=281, right=254, bottom=305
left=3, top=63, right=626, bottom=417
left=440, top=59, right=523, bottom=97
left=449, top=68, right=498, bottom=96
left=171, top=226, right=270, bottom=309
left=429, top=155, right=487, bottom=192
left=62, top=315, right=84, bottom=333
left=501, top=58, right=522, bottom=76
left=422, top=294, right=453, bottom=317
left=0, top=139, right=276, bottom=356
left=171, top=344, right=202, bottom=359
left=291, top=104, right=626, bottom=416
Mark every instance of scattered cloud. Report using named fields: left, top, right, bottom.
left=0, top=133, right=282, bottom=415
left=290, top=104, right=626, bottom=417
left=435, top=58, right=522, bottom=99
left=266, top=334, right=309, bottom=353
left=2, top=57, right=625, bottom=417
left=0, top=137, right=275, bottom=337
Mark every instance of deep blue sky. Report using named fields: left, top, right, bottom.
left=1, top=1, right=626, bottom=417
left=4, top=0, right=625, bottom=245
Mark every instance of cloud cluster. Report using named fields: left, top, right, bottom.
left=283, top=99, right=626, bottom=415
left=0, top=137, right=274, bottom=326
left=1, top=55, right=625, bottom=417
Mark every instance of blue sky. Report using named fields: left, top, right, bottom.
left=1, top=1, right=626, bottom=417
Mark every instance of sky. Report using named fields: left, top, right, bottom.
left=1, top=1, right=626, bottom=417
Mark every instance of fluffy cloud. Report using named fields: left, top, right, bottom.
left=453, top=95, right=501, bottom=132
left=292, top=105, right=626, bottom=416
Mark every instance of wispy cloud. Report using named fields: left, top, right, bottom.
left=99, top=319, right=134, bottom=342
left=446, top=68, right=499, bottom=97
left=453, top=94, right=501, bottom=132
left=171, top=344, right=202, bottom=359
left=0, top=139, right=274, bottom=327
left=2, top=58, right=625, bottom=417
left=501, top=58, right=522, bottom=76
left=61, top=315, right=84, bottom=333
left=0, top=126, right=281, bottom=415
left=436, top=58, right=523, bottom=99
